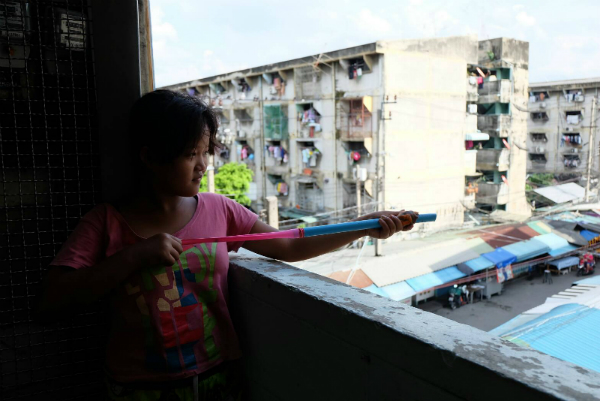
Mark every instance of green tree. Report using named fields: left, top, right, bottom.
left=199, top=162, right=254, bottom=205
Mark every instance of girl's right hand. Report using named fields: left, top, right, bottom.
left=129, top=233, right=183, bottom=268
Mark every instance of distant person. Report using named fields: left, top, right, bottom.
left=39, top=90, right=419, bottom=400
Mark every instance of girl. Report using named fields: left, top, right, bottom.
left=40, top=90, right=418, bottom=400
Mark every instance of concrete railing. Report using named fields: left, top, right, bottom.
left=228, top=255, right=600, bottom=401
left=477, top=115, right=511, bottom=138
left=477, top=79, right=511, bottom=104
left=476, top=148, right=510, bottom=171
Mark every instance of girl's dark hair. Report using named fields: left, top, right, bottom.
left=129, top=89, right=220, bottom=165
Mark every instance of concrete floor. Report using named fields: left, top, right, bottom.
left=417, top=269, right=588, bottom=332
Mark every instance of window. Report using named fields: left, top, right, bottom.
left=530, top=133, right=548, bottom=142
left=263, top=105, right=288, bottom=140
left=565, top=110, right=583, bottom=125
left=529, top=154, right=547, bottom=163
left=346, top=56, right=372, bottom=80
left=529, top=91, right=549, bottom=102
left=563, top=154, right=580, bottom=168
left=561, top=133, right=581, bottom=146
left=564, top=89, right=584, bottom=103
left=530, top=112, right=549, bottom=122
left=297, top=182, right=324, bottom=211
left=267, top=174, right=288, bottom=196
left=295, top=103, right=322, bottom=139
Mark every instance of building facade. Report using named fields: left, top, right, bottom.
left=526, top=78, right=600, bottom=178
left=164, top=36, right=531, bottom=231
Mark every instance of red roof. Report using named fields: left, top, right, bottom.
left=466, top=224, right=540, bottom=249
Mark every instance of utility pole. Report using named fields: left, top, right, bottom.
left=356, top=174, right=362, bottom=217
left=259, top=77, right=267, bottom=209
left=586, top=96, right=597, bottom=202
left=207, top=155, right=215, bottom=193
left=332, top=65, right=339, bottom=216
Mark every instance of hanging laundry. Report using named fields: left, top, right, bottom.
left=348, top=66, right=354, bottom=80
left=309, top=153, right=317, bottom=167
left=357, top=68, right=362, bottom=77
left=352, top=151, right=361, bottom=162
left=241, top=146, right=248, bottom=160
left=274, top=77, right=281, bottom=89
left=566, top=114, right=580, bottom=125
left=466, top=140, right=474, bottom=150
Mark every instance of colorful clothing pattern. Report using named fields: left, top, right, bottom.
left=51, top=194, right=258, bottom=383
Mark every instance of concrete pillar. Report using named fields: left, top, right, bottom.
left=266, top=196, right=279, bottom=229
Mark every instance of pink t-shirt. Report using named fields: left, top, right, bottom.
left=50, top=193, right=258, bottom=383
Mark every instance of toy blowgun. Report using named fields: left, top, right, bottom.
left=181, top=213, right=437, bottom=246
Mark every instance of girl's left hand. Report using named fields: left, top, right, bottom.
left=355, top=210, right=419, bottom=239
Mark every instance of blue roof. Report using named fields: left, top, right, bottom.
left=574, top=276, right=600, bottom=286
left=482, top=248, right=517, bottom=268
left=580, top=230, right=600, bottom=242
left=549, top=244, right=579, bottom=257
left=406, top=267, right=466, bottom=293
left=531, top=233, right=569, bottom=251
left=500, top=304, right=600, bottom=374
left=381, top=281, right=416, bottom=301
left=364, top=284, right=388, bottom=297
left=465, top=256, right=495, bottom=272
left=501, top=239, right=550, bottom=262
left=548, top=256, right=579, bottom=270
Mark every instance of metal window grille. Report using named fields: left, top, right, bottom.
left=1, top=1, right=104, bottom=399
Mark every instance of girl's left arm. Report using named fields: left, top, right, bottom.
left=243, top=210, right=418, bottom=262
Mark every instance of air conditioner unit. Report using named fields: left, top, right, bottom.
left=540, top=102, right=546, bottom=108
left=566, top=127, right=573, bottom=132
left=469, top=76, right=477, bottom=85
left=536, top=146, right=544, bottom=153
left=575, top=95, right=585, bottom=102
left=269, top=86, right=277, bottom=95
left=468, top=104, right=478, bottom=114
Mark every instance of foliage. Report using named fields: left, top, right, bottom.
left=528, top=173, right=554, bottom=187
left=199, top=162, right=254, bottom=205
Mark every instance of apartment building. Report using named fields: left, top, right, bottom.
left=164, top=35, right=531, bottom=230
left=526, top=78, right=600, bottom=177
left=464, top=38, right=531, bottom=216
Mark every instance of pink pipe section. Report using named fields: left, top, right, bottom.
left=181, top=228, right=305, bottom=246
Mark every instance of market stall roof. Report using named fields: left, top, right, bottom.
left=545, top=220, right=589, bottom=246
left=533, top=183, right=585, bottom=204
left=482, top=248, right=517, bottom=268
left=548, top=256, right=579, bottom=270
left=457, top=256, right=495, bottom=275
left=501, top=239, right=550, bottom=262
left=405, top=266, right=466, bottom=293
left=380, top=281, right=416, bottom=301
left=364, top=284, right=388, bottom=297
left=530, top=233, right=570, bottom=251
left=580, top=229, right=600, bottom=242
left=472, top=224, right=540, bottom=248
left=362, top=238, right=483, bottom=287
left=549, top=245, right=579, bottom=257
left=527, top=220, right=553, bottom=235
left=327, top=269, right=373, bottom=289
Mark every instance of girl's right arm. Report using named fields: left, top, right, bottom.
left=39, top=233, right=182, bottom=316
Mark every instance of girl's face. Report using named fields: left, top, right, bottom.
left=150, top=133, right=210, bottom=197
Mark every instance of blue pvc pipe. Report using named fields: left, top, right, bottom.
left=303, top=213, right=437, bottom=238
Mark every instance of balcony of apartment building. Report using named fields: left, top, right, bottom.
left=294, top=65, right=324, bottom=101
left=528, top=90, right=550, bottom=112
left=477, top=78, right=511, bottom=104
left=476, top=102, right=511, bottom=138
left=476, top=147, right=510, bottom=171
left=338, top=97, right=374, bottom=142
left=227, top=256, right=599, bottom=400
left=295, top=102, right=323, bottom=141
left=476, top=180, right=509, bottom=206
left=233, top=106, right=255, bottom=139
left=263, top=104, right=289, bottom=141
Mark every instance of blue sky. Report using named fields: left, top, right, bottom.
left=150, top=0, right=600, bottom=88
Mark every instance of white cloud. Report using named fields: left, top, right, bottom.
left=409, top=0, right=423, bottom=4
left=516, top=11, right=536, bottom=27
left=512, top=4, right=525, bottom=11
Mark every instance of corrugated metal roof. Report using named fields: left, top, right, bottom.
left=580, top=230, right=600, bottom=242
left=501, top=304, right=600, bottom=374
left=472, top=224, right=540, bottom=248
left=549, top=244, right=579, bottom=257
left=502, top=239, right=550, bottom=262
left=406, top=266, right=466, bottom=293
left=362, top=238, right=482, bottom=287
left=530, top=233, right=569, bottom=251
left=381, top=281, right=416, bottom=301
left=465, top=256, right=495, bottom=272
left=482, top=248, right=517, bottom=268
left=527, top=221, right=553, bottom=235
left=364, top=284, right=388, bottom=297
left=534, top=183, right=585, bottom=204
left=327, top=269, right=373, bottom=289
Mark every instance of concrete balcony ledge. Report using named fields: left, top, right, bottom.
left=228, top=255, right=600, bottom=401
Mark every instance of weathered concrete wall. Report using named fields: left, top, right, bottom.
left=379, top=37, right=478, bottom=231
left=228, top=255, right=600, bottom=401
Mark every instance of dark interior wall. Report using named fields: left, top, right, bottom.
left=0, top=1, right=143, bottom=399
